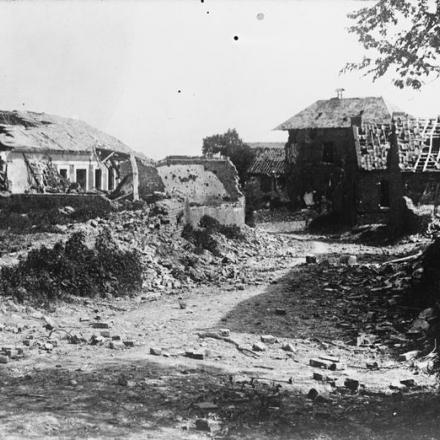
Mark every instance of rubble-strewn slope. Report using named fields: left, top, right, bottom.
left=0, top=201, right=300, bottom=301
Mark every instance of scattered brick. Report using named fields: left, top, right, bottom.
left=309, top=358, right=336, bottom=370
left=252, top=342, right=267, bottom=352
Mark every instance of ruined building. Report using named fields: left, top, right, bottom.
left=157, top=156, right=245, bottom=226
left=276, top=95, right=440, bottom=225
left=245, top=142, right=288, bottom=209
left=0, top=110, right=161, bottom=198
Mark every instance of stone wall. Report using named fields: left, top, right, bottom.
left=183, top=199, right=245, bottom=227
left=285, top=127, right=358, bottom=224
left=157, top=157, right=244, bottom=226
left=356, top=170, right=389, bottom=213
left=157, top=157, right=242, bottom=202
left=356, top=171, right=440, bottom=214
left=157, top=163, right=229, bottom=204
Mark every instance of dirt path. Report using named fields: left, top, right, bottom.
left=0, top=228, right=439, bottom=439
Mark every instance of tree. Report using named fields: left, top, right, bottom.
left=343, top=0, right=440, bottom=89
left=202, top=129, right=255, bottom=184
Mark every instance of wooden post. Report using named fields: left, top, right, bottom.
left=388, top=121, right=404, bottom=236
left=129, top=153, right=139, bottom=201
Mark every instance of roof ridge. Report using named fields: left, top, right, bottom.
left=275, top=96, right=410, bottom=131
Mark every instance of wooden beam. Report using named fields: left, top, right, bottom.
left=129, top=153, right=139, bottom=201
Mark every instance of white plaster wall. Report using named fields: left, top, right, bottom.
left=53, top=161, right=110, bottom=191
left=6, top=155, right=30, bottom=193
left=157, top=164, right=229, bottom=204
left=5, top=151, right=118, bottom=193
left=184, top=199, right=246, bottom=227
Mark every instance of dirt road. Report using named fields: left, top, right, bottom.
left=0, top=228, right=439, bottom=439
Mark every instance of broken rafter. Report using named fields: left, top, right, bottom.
left=100, top=151, right=115, bottom=165
left=386, top=251, right=423, bottom=265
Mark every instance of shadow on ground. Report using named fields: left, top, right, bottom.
left=221, top=264, right=361, bottom=341
left=219, top=261, right=424, bottom=355
left=1, top=357, right=440, bottom=440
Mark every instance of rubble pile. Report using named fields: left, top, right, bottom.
left=97, top=207, right=291, bottom=293
left=302, top=246, right=440, bottom=369
left=0, top=200, right=294, bottom=302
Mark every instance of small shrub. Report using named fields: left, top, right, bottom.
left=219, top=224, right=245, bottom=240
left=0, top=228, right=142, bottom=303
left=182, top=223, right=219, bottom=255
left=199, top=215, right=221, bottom=229
left=199, top=215, right=245, bottom=240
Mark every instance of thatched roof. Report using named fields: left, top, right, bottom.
left=0, top=110, right=143, bottom=158
left=276, top=97, right=408, bottom=130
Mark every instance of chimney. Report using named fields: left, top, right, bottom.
left=336, top=88, right=345, bottom=99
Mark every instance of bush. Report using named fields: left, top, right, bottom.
left=199, top=215, right=221, bottom=229
left=181, top=216, right=245, bottom=255
left=219, top=223, right=245, bottom=240
left=182, top=223, right=219, bottom=255
left=0, top=228, right=142, bottom=303
left=199, top=215, right=245, bottom=240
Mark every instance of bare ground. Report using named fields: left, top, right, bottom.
left=0, top=225, right=439, bottom=440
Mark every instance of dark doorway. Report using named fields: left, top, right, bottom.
left=322, top=142, right=334, bottom=163
left=95, top=169, right=102, bottom=190
left=76, top=169, right=87, bottom=190
left=260, top=175, right=272, bottom=193
left=108, top=167, right=114, bottom=191
left=379, top=180, right=390, bottom=207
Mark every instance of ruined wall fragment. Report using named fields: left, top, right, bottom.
left=157, top=157, right=245, bottom=226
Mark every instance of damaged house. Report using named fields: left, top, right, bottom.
left=0, top=110, right=161, bottom=199
left=245, top=142, right=288, bottom=209
left=276, top=95, right=440, bottom=225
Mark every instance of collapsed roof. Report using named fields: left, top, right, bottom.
left=358, top=117, right=440, bottom=172
left=0, top=110, right=145, bottom=159
left=276, top=97, right=408, bottom=130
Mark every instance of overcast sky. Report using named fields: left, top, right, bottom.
left=1, top=0, right=439, bottom=159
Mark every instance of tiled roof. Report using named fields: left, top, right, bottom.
left=0, top=110, right=146, bottom=158
left=247, top=146, right=286, bottom=175
left=357, top=118, right=440, bottom=172
left=247, top=142, right=285, bottom=150
left=276, top=97, right=408, bottom=130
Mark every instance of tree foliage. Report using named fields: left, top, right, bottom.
left=344, top=0, right=440, bottom=89
left=202, top=129, right=255, bottom=184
